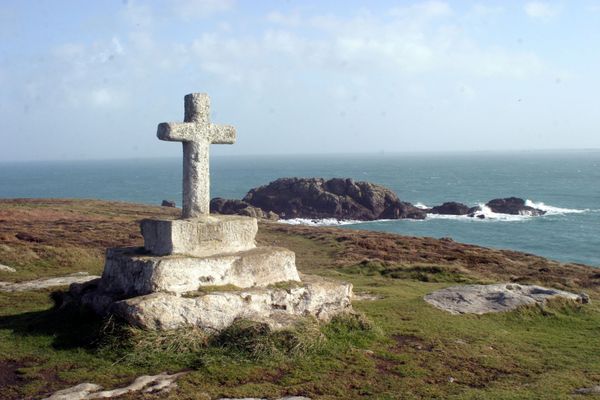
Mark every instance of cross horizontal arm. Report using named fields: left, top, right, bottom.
left=210, top=124, right=236, bottom=144
left=157, top=122, right=208, bottom=142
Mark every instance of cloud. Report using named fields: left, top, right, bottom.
left=16, top=2, right=551, bottom=116
left=390, top=1, right=453, bottom=19
left=121, top=1, right=153, bottom=29
left=205, top=8, right=544, bottom=82
left=173, top=0, right=235, bottom=20
left=266, top=11, right=302, bottom=27
left=524, top=2, right=560, bottom=19
left=90, top=88, right=115, bottom=106
left=468, top=4, right=504, bottom=18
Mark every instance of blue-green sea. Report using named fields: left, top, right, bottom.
left=1, top=151, right=598, bottom=266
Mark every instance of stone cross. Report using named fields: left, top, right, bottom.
left=157, top=93, right=236, bottom=218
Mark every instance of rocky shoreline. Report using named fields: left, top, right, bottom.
left=209, top=177, right=546, bottom=221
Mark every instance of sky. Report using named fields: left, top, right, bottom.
left=1, top=0, right=600, bottom=161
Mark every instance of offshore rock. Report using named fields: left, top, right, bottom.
left=211, top=197, right=279, bottom=220
left=429, top=202, right=471, bottom=215
left=485, top=197, right=545, bottom=216
left=243, top=177, right=426, bottom=220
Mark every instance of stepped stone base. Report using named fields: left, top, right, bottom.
left=99, top=246, right=300, bottom=296
left=70, top=212, right=353, bottom=332
left=77, top=275, right=352, bottom=331
left=140, top=215, right=257, bottom=257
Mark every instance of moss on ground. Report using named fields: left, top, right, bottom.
left=1, top=199, right=599, bottom=399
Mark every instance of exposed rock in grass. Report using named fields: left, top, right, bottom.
left=0, top=263, right=16, bottom=273
left=42, top=372, right=186, bottom=400
left=353, top=292, right=384, bottom=301
left=574, top=385, right=600, bottom=395
left=424, top=283, right=588, bottom=314
left=0, top=272, right=99, bottom=292
left=218, top=397, right=311, bottom=400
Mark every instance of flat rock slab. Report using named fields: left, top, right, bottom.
left=42, top=371, right=185, bottom=400
left=0, top=263, right=16, bottom=273
left=219, top=397, right=311, bottom=400
left=574, top=385, right=600, bottom=395
left=424, top=283, right=587, bottom=315
left=0, top=272, right=99, bottom=292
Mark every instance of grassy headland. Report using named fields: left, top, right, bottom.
left=1, top=199, right=599, bottom=399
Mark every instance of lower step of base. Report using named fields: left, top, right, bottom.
left=78, top=275, right=353, bottom=332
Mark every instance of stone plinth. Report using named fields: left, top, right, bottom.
left=99, top=246, right=299, bottom=297
left=140, top=215, right=257, bottom=257
left=105, top=275, right=352, bottom=331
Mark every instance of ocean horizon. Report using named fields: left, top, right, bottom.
left=1, top=150, right=599, bottom=267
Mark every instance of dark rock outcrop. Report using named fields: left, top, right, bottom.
left=242, top=177, right=426, bottom=220
left=485, top=197, right=545, bottom=216
left=429, top=202, right=471, bottom=215
left=161, top=200, right=176, bottom=208
left=210, top=198, right=279, bottom=220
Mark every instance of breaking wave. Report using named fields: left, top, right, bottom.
left=524, top=200, right=589, bottom=215
left=426, top=200, right=589, bottom=222
left=278, top=200, right=590, bottom=226
left=278, top=218, right=372, bottom=227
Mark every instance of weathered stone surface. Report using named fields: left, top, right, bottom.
left=42, top=372, right=186, bottom=400
left=140, top=214, right=257, bottom=257
left=485, top=197, right=545, bottom=216
left=574, top=385, right=600, bottom=395
left=243, top=177, right=426, bottom=220
left=211, top=197, right=279, bottom=220
left=424, top=283, right=587, bottom=315
left=0, top=272, right=99, bottom=292
left=157, top=93, right=235, bottom=218
left=109, top=275, right=353, bottom=331
left=0, top=263, right=16, bottom=273
left=98, top=246, right=300, bottom=296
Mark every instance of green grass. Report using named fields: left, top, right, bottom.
left=3, top=277, right=599, bottom=399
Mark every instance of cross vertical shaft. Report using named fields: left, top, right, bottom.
left=182, top=140, right=210, bottom=218
left=156, top=93, right=236, bottom=219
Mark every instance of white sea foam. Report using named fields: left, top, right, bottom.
left=279, top=218, right=368, bottom=227
left=425, top=204, right=529, bottom=222
left=278, top=200, right=589, bottom=226
left=468, top=204, right=532, bottom=221
left=524, top=200, right=588, bottom=215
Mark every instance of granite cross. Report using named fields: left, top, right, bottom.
left=157, top=93, right=236, bottom=218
